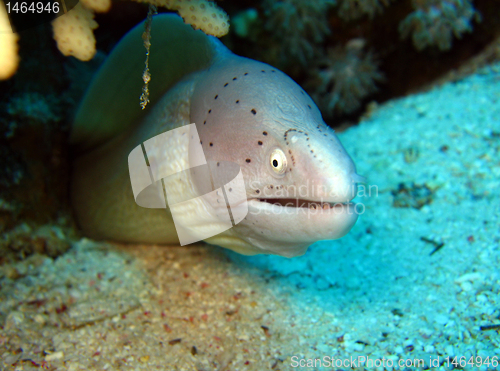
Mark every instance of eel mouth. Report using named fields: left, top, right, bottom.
left=242, top=197, right=360, bottom=256
left=249, top=198, right=353, bottom=210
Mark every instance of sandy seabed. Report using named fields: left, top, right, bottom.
left=1, top=64, right=499, bottom=371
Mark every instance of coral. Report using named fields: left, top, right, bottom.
left=163, top=0, right=229, bottom=38
left=52, top=0, right=229, bottom=62
left=263, top=0, right=335, bottom=65
left=337, top=0, right=393, bottom=20
left=81, top=0, right=111, bottom=13
left=1, top=0, right=229, bottom=80
left=399, top=0, right=481, bottom=51
left=51, top=0, right=229, bottom=62
left=307, top=39, right=384, bottom=117
left=52, top=3, right=98, bottom=61
left=0, top=0, right=19, bottom=79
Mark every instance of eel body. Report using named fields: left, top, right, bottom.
left=71, top=14, right=362, bottom=257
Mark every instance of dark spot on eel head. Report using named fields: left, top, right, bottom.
left=214, top=95, right=218, bottom=99
left=208, top=109, right=212, bottom=114
left=236, top=100, right=240, bottom=104
left=224, top=83, right=228, bottom=87
left=251, top=109, right=257, bottom=115
left=244, top=72, right=248, bottom=75
left=263, top=131, right=268, bottom=136
left=210, top=142, right=213, bottom=147
left=203, top=120, right=206, bottom=125
left=246, top=159, right=251, bottom=163
left=255, top=189, right=260, bottom=194
left=258, top=141, right=263, bottom=145
left=233, top=77, right=237, bottom=80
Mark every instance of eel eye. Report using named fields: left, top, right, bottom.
left=269, top=148, right=287, bottom=175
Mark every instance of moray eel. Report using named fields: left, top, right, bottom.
left=71, top=14, right=363, bottom=257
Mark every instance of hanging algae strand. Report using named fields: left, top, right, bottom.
left=140, top=4, right=158, bottom=110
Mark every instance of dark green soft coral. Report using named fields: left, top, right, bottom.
left=258, top=0, right=482, bottom=117
left=400, top=0, right=481, bottom=50
left=337, top=0, right=394, bottom=20
left=306, top=41, right=384, bottom=118
left=263, top=0, right=335, bottom=65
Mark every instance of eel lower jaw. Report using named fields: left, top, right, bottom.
left=237, top=197, right=360, bottom=257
